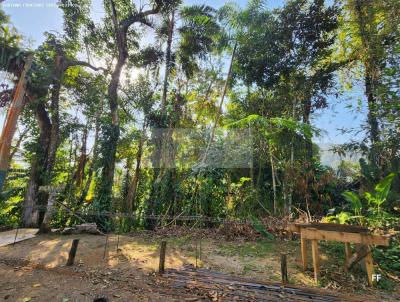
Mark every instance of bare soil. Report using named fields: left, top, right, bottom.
left=0, top=231, right=398, bottom=301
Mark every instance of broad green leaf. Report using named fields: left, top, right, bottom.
left=341, top=191, right=362, bottom=213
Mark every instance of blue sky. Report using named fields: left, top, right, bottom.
left=1, top=0, right=365, bottom=145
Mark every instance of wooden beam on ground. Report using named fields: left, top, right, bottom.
left=311, top=239, right=319, bottom=283
left=301, top=227, right=390, bottom=246
left=66, top=239, right=80, bottom=266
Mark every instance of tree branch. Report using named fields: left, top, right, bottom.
left=121, top=3, right=162, bottom=29
left=67, top=60, right=106, bottom=72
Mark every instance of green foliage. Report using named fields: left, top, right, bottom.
left=341, top=191, right=362, bottom=216
left=216, top=240, right=274, bottom=258
left=374, top=239, right=400, bottom=276
left=250, top=217, right=274, bottom=240
left=326, top=173, right=396, bottom=227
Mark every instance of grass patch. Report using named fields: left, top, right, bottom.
left=216, top=240, right=275, bottom=257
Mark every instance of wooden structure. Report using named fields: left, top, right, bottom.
left=288, top=223, right=390, bottom=286
left=162, top=266, right=375, bottom=302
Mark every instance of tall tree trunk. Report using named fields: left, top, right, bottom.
left=22, top=103, right=51, bottom=227
left=161, top=10, right=175, bottom=112
left=38, top=59, right=63, bottom=233
left=126, top=128, right=145, bottom=213
left=365, top=73, right=380, bottom=146
left=353, top=0, right=381, bottom=169
left=269, top=148, right=277, bottom=215
left=302, top=98, right=313, bottom=162
left=95, top=54, right=125, bottom=224
left=78, top=111, right=101, bottom=206
left=74, top=126, right=88, bottom=187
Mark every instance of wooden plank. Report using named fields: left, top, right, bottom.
left=301, top=237, right=308, bottom=271
left=311, top=239, right=320, bottom=283
left=289, top=223, right=369, bottom=234
left=364, top=245, right=374, bottom=287
left=164, top=267, right=375, bottom=302
left=301, top=228, right=389, bottom=246
left=0, top=228, right=37, bottom=247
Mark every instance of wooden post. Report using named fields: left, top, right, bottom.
left=159, top=240, right=167, bottom=274
left=311, top=239, right=319, bottom=283
left=0, top=54, right=33, bottom=191
left=195, top=241, right=198, bottom=268
left=301, top=236, right=308, bottom=271
left=103, top=234, right=109, bottom=259
left=281, top=253, right=288, bottom=284
left=199, top=238, right=202, bottom=261
left=344, top=243, right=351, bottom=272
left=66, top=239, right=80, bottom=266
left=364, top=245, right=374, bottom=287
left=13, top=227, right=19, bottom=245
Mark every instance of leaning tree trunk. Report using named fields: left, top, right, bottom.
left=0, top=54, right=33, bottom=191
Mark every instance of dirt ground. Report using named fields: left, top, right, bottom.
left=0, top=231, right=398, bottom=301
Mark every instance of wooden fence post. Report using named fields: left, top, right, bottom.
left=301, top=237, right=308, bottom=271
left=66, top=239, right=80, bottom=266
left=311, top=239, right=320, bottom=283
left=159, top=240, right=167, bottom=274
left=281, top=253, right=288, bottom=284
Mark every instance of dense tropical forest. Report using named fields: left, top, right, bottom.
left=0, top=0, right=399, bottom=241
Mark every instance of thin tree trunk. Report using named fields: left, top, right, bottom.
left=287, top=99, right=296, bottom=217
left=269, top=148, right=277, bottom=215
left=161, top=10, right=175, bottom=112
left=78, top=111, right=101, bottom=206
left=74, top=126, right=88, bottom=187
left=302, top=98, right=313, bottom=162
left=95, top=0, right=127, bottom=225
left=126, top=127, right=145, bottom=213
left=202, top=42, right=237, bottom=163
